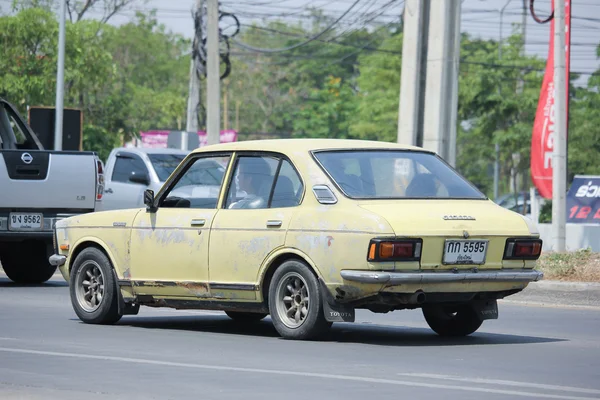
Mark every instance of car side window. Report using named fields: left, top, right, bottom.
left=161, top=155, right=230, bottom=209
left=270, top=160, right=303, bottom=208
left=225, top=155, right=279, bottom=210
left=112, top=154, right=148, bottom=184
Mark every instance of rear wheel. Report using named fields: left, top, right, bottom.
left=70, top=247, right=122, bottom=325
left=422, top=304, right=483, bottom=337
left=0, top=241, right=56, bottom=284
left=268, top=260, right=331, bottom=340
left=225, top=311, right=268, bottom=322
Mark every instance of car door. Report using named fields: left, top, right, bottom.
left=128, top=153, right=231, bottom=298
left=208, top=153, right=304, bottom=300
left=102, top=152, right=150, bottom=211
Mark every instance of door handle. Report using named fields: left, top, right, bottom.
left=191, top=219, right=206, bottom=227
left=266, top=220, right=282, bottom=228
left=105, top=188, right=113, bottom=194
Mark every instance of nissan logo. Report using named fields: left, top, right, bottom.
left=21, top=153, right=33, bottom=164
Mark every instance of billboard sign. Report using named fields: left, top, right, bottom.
left=566, top=175, right=600, bottom=223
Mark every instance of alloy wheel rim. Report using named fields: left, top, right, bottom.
left=75, top=261, right=105, bottom=313
left=275, top=272, right=310, bottom=329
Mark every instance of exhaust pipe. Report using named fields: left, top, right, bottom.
left=399, top=291, right=426, bottom=305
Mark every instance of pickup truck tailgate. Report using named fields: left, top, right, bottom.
left=0, top=150, right=97, bottom=210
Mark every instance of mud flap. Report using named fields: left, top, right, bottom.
left=471, top=299, right=498, bottom=321
left=112, top=269, right=140, bottom=316
left=319, top=278, right=355, bottom=323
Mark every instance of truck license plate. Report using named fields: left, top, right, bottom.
left=442, top=239, right=488, bottom=265
left=9, top=213, right=43, bottom=231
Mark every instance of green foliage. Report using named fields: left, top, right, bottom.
left=539, top=200, right=552, bottom=223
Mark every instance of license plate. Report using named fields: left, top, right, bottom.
left=9, top=213, right=43, bottom=231
left=442, top=239, right=488, bottom=265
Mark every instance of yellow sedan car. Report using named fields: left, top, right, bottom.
left=50, top=139, right=543, bottom=340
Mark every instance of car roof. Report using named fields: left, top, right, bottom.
left=114, top=147, right=190, bottom=156
left=190, top=138, right=431, bottom=155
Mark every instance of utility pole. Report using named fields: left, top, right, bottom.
left=185, top=0, right=203, bottom=150
left=397, top=0, right=427, bottom=147
left=494, top=0, right=513, bottom=201
left=552, top=0, right=567, bottom=252
left=54, top=0, right=67, bottom=151
left=206, top=0, right=220, bottom=145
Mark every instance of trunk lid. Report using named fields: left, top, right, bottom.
left=359, top=199, right=533, bottom=270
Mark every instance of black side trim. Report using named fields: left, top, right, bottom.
left=137, top=297, right=268, bottom=314
left=210, top=283, right=256, bottom=291
left=118, top=279, right=133, bottom=287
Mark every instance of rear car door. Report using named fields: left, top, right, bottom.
left=102, top=152, right=149, bottom=211
left=208, top=153, right=304, bottom=300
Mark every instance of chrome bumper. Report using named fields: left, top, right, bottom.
left=49, top=254, right=67, bottom=267
left=340, top=269, right=544, bottom=284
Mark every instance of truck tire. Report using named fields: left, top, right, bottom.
left=69, top=247, right=122, bottom=325
left=225, top=311, right=268, bottom=322
left=0, top=242, right=56, bottom=284
left=268, top=260, right=332, bottom=340
left=422, top=304, right=483, bottom=337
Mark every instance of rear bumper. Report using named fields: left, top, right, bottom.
left=340, top=269, right=544, bottom=284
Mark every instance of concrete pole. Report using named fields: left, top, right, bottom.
left=206, top=0, right=220, bottom=146
left=552, top=0, right=567, bottom=252
left=421, top=0, right=461, bottom=164
left=494, top=0, right=512, bottom=201
left=397, top=0, right=427, bottom=147
left=54, top=0, right=67, bottom=151
left=185, top=0, right=203, bottom=149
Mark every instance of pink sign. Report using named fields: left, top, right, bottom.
left=139, top=130, right=238, bottom=149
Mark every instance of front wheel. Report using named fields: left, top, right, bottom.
left=70, top=247, right=122, bottom=325
left=422, top=304, right=483, bottom=337
left=268, top=260, right=332, bottom=340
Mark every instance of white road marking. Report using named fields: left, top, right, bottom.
left=397, top=373, right=600, bottom=395
left=0, top=347, right=596, bottom=400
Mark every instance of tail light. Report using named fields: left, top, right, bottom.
left=367, top=238, right=422, bottom=262
left=96, top=158, right=104, bottom=201
left=503, top=238, right=543, bottom=260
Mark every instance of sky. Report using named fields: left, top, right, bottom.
left=101, top=0, right=600, bottom=86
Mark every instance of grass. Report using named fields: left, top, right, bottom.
left=536, top=248, right=600, bottom=282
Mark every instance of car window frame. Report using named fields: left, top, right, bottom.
left=310, top=148, right=488, bottom=201
left=222, top=151, right=305, bottom=210
left=111, top=152, right=149, bottom=184
left=154, top=151, right=233, bottom=209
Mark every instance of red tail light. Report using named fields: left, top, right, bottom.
left=367, top=238, right=422, bottom=262
left=96, top=158, right=104, bottom=201
left=504, top=239, right=542, bottom=260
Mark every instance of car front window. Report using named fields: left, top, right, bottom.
left=313, top=150, right=486, bottom=200
left=148, top=154, right=186, bottom=182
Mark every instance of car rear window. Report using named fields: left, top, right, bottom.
left=148, top=154, right=186, bottom=182
left=313, top=150, right=486, bottom=200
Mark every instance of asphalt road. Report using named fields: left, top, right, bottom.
left=1, top=273, right=599, bottom=400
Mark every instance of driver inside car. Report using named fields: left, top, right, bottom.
left=228, top=157, right=273, bottom=209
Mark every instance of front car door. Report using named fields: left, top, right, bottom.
left=208, top=152, right=304, bottom=300
left=128, top=153, right=231, bottom=298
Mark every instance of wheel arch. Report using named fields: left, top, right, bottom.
left=66, top=237, right=121, bottom=281
left=257, top=248, right=323, bottom=306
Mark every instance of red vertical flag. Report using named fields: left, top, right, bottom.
left=530, top=0, right=571, bottom=199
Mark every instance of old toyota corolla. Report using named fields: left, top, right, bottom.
left=50, top=139, right=543, bottom=340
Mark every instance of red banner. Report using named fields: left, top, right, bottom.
left=530, top=0, right=571, bottom=199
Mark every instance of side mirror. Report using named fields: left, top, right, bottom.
left=144, top=189, right=157, bottom=212
left=130, top=171, right=150, bottom=186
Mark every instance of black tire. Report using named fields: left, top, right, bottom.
left=69, top=247, right=122, bottom=325
left=0, top=241, right=56, bottom=284
left=422, top=304, right=483, bottom=337
left=225, top=311, right=268, bottom=322
left=268, top=259, right=332, bottom=340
